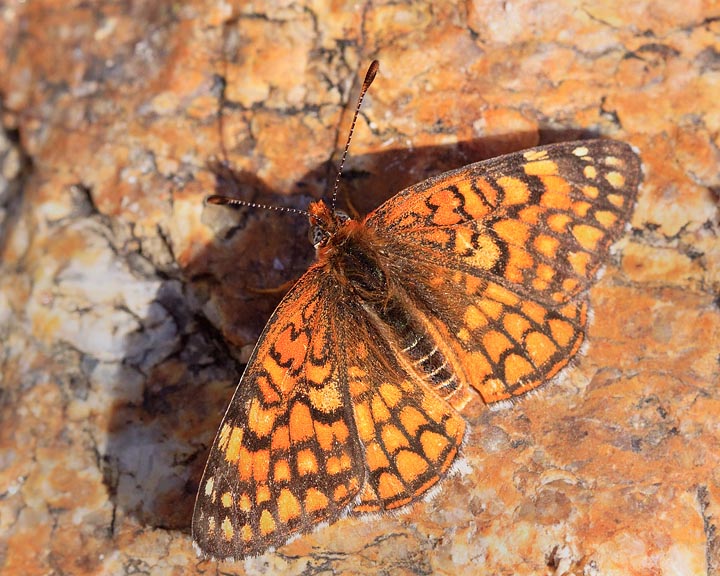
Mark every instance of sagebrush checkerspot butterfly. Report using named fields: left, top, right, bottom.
left=192, top=61, right=641, bottom=560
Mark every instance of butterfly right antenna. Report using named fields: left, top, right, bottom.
left=330, top=60, right=379, bottom=212
left=206, top=61, right=379, bottom=216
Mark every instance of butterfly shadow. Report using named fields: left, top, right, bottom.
left=101, top=127, right=602, bottom=534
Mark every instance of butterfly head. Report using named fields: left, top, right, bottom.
left=307, top=199, right=352, bottom=249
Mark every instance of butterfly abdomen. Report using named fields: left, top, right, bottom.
left=378, top=299, right=461, bottom=397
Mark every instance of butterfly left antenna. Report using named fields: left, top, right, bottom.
left=205, top=194, right=310, bottom=217
left=205, top=61, right=379, bottom=217
left=330, top=60, right=379, bottom=211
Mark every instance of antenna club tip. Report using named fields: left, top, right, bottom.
left=364, top=60, right=380, bottom=86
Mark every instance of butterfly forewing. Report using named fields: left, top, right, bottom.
left=192, top=271, right=366, bottom=559
left=367, top=140, right=640, bottom=305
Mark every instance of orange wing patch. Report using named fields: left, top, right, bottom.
left=368, top=139, right=640, bottom=305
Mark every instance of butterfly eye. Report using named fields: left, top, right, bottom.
left=309, top=211, right=351, bottom=248
left=309, top=224, right=329, bottom=248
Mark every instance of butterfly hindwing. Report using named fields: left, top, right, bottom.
left=332, top=298, right=467, bottom=513
left=384, top=258, right=588, bottom=405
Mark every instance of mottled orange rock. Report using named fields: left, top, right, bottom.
left=1, top=1, right=718, bottom=575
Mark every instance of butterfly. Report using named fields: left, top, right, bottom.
left=191, top=62, right=641, bottom=560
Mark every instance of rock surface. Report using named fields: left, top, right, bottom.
left=1, top=1, right=718, bottom=575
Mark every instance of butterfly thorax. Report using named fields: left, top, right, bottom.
left=308, top=200, right=389, bottom=301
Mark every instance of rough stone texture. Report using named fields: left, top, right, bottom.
left=1, top=1, right=718, bottom=575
